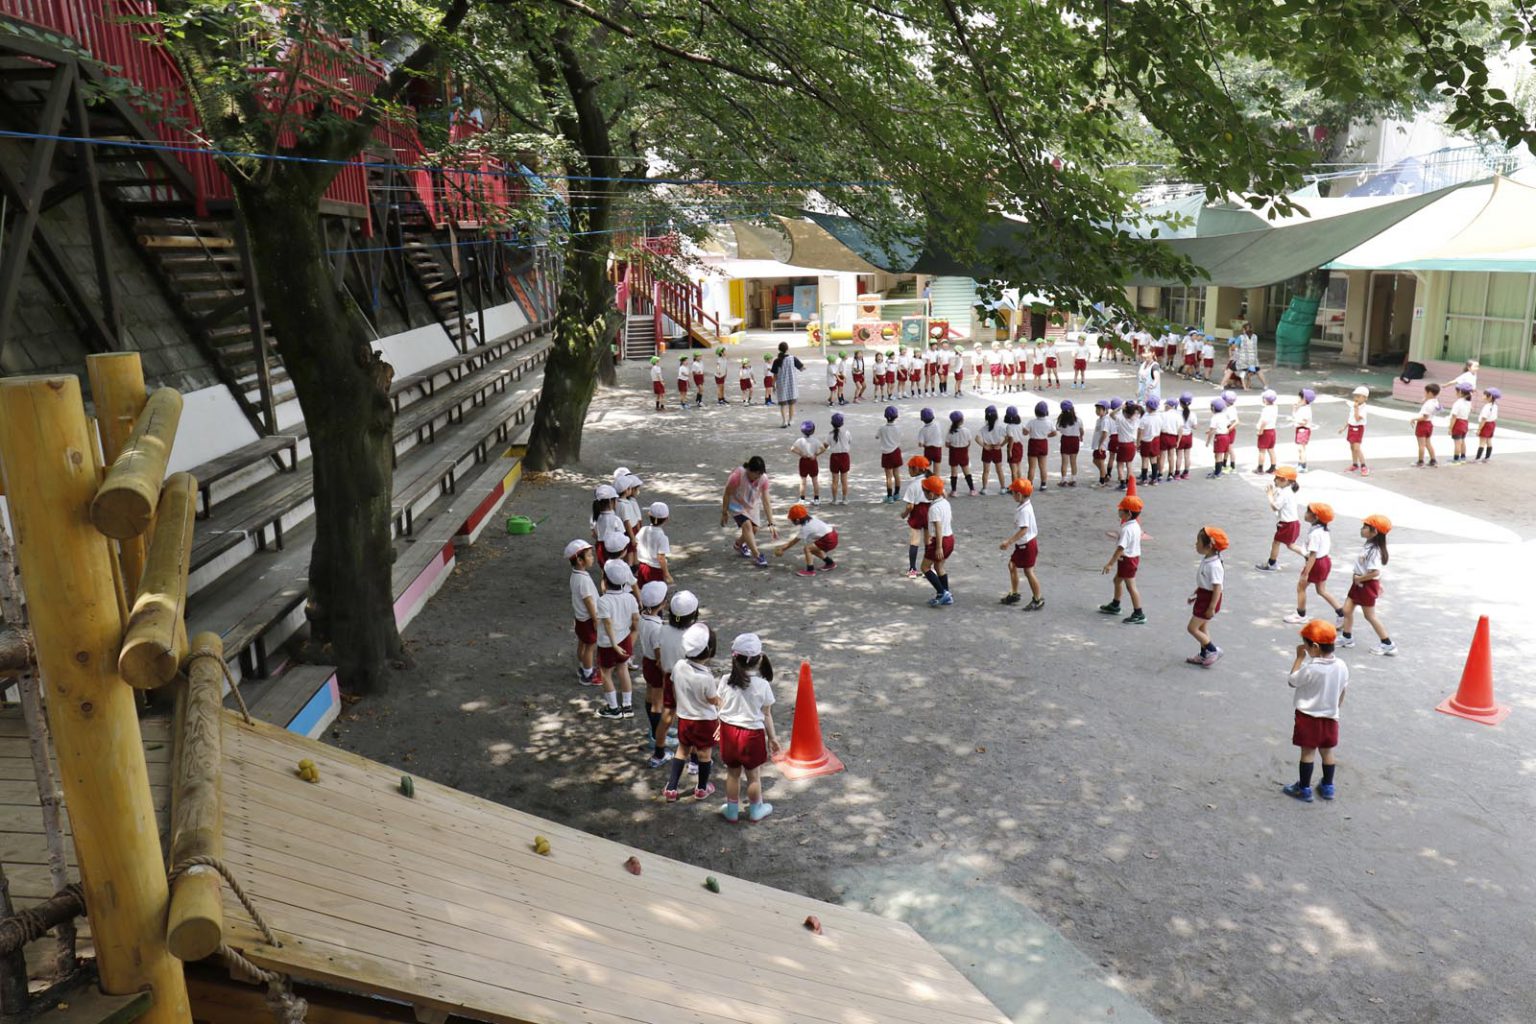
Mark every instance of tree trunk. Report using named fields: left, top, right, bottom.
left=525, top=243, right=617, bottom=470
left=234, top=182, right=401, bottom=694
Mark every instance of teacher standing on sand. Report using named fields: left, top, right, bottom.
left=772, top=342, right=804, bottom=428
left=721, top=455, right=778, bottom=568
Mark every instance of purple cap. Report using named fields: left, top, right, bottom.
left=1034, top=401, right=1049, bottom=416
left=1094, top=399, right=1109, bottom=409
left=949, top=410, right=964, bottom=423
left=1211, top=398, right=1226, bottom=412
left=1300, top=388, right=1316, bottom=403
left=885, top=406, right=898, bottom=420
left=1146, top=396, right=1160, bottom=410
left=1487, top=387, right=1502, bottom=399
left=1222, top=390, right=1237, bottom=404
left=985, top=405, right=998, bottom=417
left=1109, top=398, right=1123, bottom=410
left=1180, top=391, right=1193, bottom=404
left=1456, top=382, right=1474, bottom=393
left=830, top=412, right=844, bottom=426
left=1060, top=399, right=1074, bottom=412
left=800, top=420, right=815, bottom=434
left=920, top=407, right=934, bottom=422
left=1261, top=389, right=1277, bottom=402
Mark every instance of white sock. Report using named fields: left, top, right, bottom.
left=621, top=692, right=632, bottom=707
left=605, top=691, right=619, bottom=709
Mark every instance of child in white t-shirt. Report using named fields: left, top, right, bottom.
left=877, top=406, right=903, bottom=501
left=567, top=540, right=599, bottom=685
left=1474, top=387, right=1500, bottom=461
left=1100, top=496, right=1145, bottom=623
left=1256, top=468, right=1302, bottom=571
left=1411, top=382, right=1442, bottom=467
left=1056, top=400, right=1083, bottom=487
left=713, top=345, right=730, bottom=405
left=998, top=478, right=1043, bottom=609
left=636, top=502, right=673, bottom=586
left=1283, top=619, right=1349, bottom=803
left=825, top=358, right=840, bottom=406
left=1338, top=514, right=1395, bottom=657
left=790, top=420, right=827, bottom=504
left=595, top=560, right=639, bottom=719
left=718, top=633, right=781, bottom=823
left=1072, top=338, right=1092, bottom=389
left=1090, top=399, right=1112, bottom=486
left=825, top=412, right=852, bottom=505
left=776, top=502, right=839, bottom=576
left=664, top=623, right=720, bottom=802
left=1255, top=390, right=1279, bottom=474
left=1025, top=401, right=1056, bottom=491
left=739, top=358, right=755, bottom=404
left=1199, top=337, right=1216, bottom=380
left=1186, top=526, right=1228, bottom=667
left=1448, top=383, right=1473, bottom=463
left=649, top=356, right=665, bottom=412
left=1284, top=503, right=1344, bottom=625
left=946, top=411, right=976, bottom=496
left=1341, top=386, right=1370, bottom=475
left=636, top=580, right=671, bottom=767
left=1291, top=388, right=1315, bottom=472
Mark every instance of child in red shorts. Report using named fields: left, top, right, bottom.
left=718, top=633, right=781, bottom=823
left=1099, top=495, right=1145, bottom=624
left=653, top=590, right=700, bottom=771
left=776, top=503, right=839, bottom=576
left=998, top=479, right=1043, bottom=609
left=1284, top=503, right=1345, bottom=624
left=637, top=580, right=670, bottom=766
left=665, top=623, right=720, bottom=802
left=900, top=456, right=932, bottom=577
left=1338, top=514, right=1395, bottom=657
left=567, top=539, right=599, bottom=685
left=1186, top=526, right=1227, bottom=667
left=1411, top=382, right=1441, bottom=467
left=594, top=560, right=639, bottom=720
left=1283, top=619, right=1349, bottom=802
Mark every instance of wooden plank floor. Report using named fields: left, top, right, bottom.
left=221, top=715, right=1009, bottom=1024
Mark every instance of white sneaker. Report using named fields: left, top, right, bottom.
left=1337, top=635, right=1355, bottom=648
left=1370, top=642, right=1398, bottom=657
left=1282, top=612, right=1308, bottom=624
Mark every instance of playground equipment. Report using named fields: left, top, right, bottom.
left=0, top=356, right=1007, bottom=1023
left=814, top=295, right=932, bottom=358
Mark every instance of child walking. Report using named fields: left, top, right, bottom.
left=1339, top=514, right=1396, bottom=656
left=1100, top=495, right=1145, bottom=624
left=826, top=412, right=851, bottom=504
left=594, top=560, right=639, bottom=720
left=1448, top=383, right=1473, bottom=463
left=998, top=478, right=1044, bottom=609
left=877, top=406, right=903, bottom=503
left=1342, top=385, right=1370, bottom=475
left=1254, top=390, right=1279, bottom=473
left=790, top=420, right=827, bottom=504
left=1057, top=400, right=1082, bottom=487
left=1256, top=467, right=1302, bottom=571
left=665, top=623, right=719, bottom=802
left=1474, top=387, right=1500, bottom=461
left=1186, top=526, right=1228, bottom=667
left=976, top=406, right=1008, bottom=496
left=900, top=455, right=932, bottom=578
left=946, top=410, right=976, bottom=497
left=1412, top=382, right=1441, bottom=467
left=1283, top=619, right=1349, bottom=803
left=777, top=503, right=839, bottom=576
left=637, top=580, right=671, bottom=767
left=718, top=633, right=781, bottom=824
left=1291, top=389, right=1315, bottom=472
left=653, top=590, right=700, bottom=771
left=566, top=539, right=599, bottom=685
left=920, top=475, right=955, bottom=606
left=1284, top=502, right=1344, bottom=624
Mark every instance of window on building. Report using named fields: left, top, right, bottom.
left=1159, top=286, right=1206, bottom=328
left=1267, top=274, right=1347, bottom=346
left=1444, top=271, right=1535, bottom=371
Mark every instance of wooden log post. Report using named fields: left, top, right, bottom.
left=90, top=386, right=183, bottom=541
left=166, top=633, right=225, bottom=962
left=119, top=474, right=197, bottom=689
left=0, top=376, right=191, bottom=1023
left=86, top=354, right=151, bottom=595
left=0, top=626, right=33, bottom=677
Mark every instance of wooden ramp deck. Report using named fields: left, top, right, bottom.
left=0, top=709, right=1008, bottom=1024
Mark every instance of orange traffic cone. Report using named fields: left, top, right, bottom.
left=1124, top=475, right=1138, bottom=499
left=773, top=661, right=844, bottom=780
left=1437, top=616, right=1509, bottom=725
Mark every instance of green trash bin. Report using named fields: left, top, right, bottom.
left=1274, top=296, right=1321, bottom=369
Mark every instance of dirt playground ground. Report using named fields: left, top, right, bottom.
left=337, top=342, right=1536, bottom=1023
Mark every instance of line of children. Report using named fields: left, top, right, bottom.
left=998, top=478, right=1044, bottom=609
left=1186, top=525, right=1228, bottom=666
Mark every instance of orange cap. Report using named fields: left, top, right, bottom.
left=1273, top=466, right=1298, bottom=481
left=1118, top=495, right=1144, bottom=513
left=1300, top=619, right=1337, bottom=645
left=787, top=503, right=809, bottom=522
left=1202, top=525, right=1229, bottom=551
left=1009, top=479, right=1034, bottom=497
left=907, top=455, right=931, bottom=470
left=920, top=475, right=946, bottom=496
left=1363, top=514, right=1392, bottom=535
left=1308, top=502, right=1334, bottom=524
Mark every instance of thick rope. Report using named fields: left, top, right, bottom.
left=186, top=646, right=253, bottom=724
left=167, top=856, right=306, bottom=1022
left=0, top=884, right=82, bottom=953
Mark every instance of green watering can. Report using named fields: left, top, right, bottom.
left=506, top=515, right=539, bottom=535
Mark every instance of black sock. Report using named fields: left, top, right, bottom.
left=1267, top=558, right=1276, bottom=566
left=697, top=761, right=712, bottom=790
left=1340, top=631, right=1351, bottom=640
left=908, top=544, right=919, bottom=570
left=1299, top=761, right=1314, bottom=787
left=924, top=569, right=944, bottom=595
left=823, top=557, right=834, bottom=567
left=647, top=708, right=661, bottom=737
left=950, top=475, right=958, bottom=492
left=1381, top=637, right=1391, bottom=645
left=1321, top=763, right=1336, bottom=786
left=666, top=759, right=686, bottom=791
left=964, top=473, right=975, bottom=491
left=939, top=574, right=950, bottom=592
left=1486, top=446, right=1493, bottom=459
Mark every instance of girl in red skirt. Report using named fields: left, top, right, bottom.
left=1283, top=619, right=1349, bottom=802
left=1026, top=400, right=1057, bottom=490
left=649, top=355, right=665, bottom=412
left=1411, top=383, right=1441, bottom=467
left=900, top=455, right=933, bottom=578
left=1338, top=514, right=1394, bottom=656
left=1474, top=387, right=1500, bottom=461
left=776, top=503, right=839, bottom=576
left=664, top=623, right=720, bottom=802
left=1341, top=386, right=1369, bottom=474
left=761, top=353, right=776, bottom=406
left=1186, top=526, right=1228, bottom=667
left=1255, top=389, right=1279, bottom=474
left=1004, top=406, right=1026, bottom=485
left=789, top=420, right=827, bottom=505
left=976, top=405, right=1008, bottom=496
left=1045, top=340, right=1061, bottom=389
left=1284, top=503, right=1344, bottom=624
left=719, top=633, right=781, bottom=823
left=825, top=412, right=851, bottom=504
left=946, top=410, right=976, bottom=496
left=1292, top=388, right=1316, bottom=471
left=739, top=357, right=755, bottom=404
left=1257, top=466, right=1302, bottom=571
left=1056, top=400, right=1082, bottom=487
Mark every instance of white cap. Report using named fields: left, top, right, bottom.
left=730, top=632, right=763, bottom=658
left=563, top=539, right=592, bottom=559
left=594, top=484, right=619, bottom=500
left=649, top=501, right=670, bottom=519
left=603, top=560, right=634, bottom=586
left=612, top=467, right=631, bottom=486
left=639, top=581, right=668, bottom=607
left=602, top=531, right=629, bottom=553
left=620, top=474, right=643, bottom=491
left=1352, top=385, right=1370, bottom=397
left=682, top=622, right=711, bottom=657
left=669, top=590, right=699, bottom=617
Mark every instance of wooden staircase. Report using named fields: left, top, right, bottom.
left=623, top=314, right=658, bottom=359
left=402, top=232, right=479, bottom=352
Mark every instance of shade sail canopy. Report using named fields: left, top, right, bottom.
left=1327, top=176, right=1536, bottom=272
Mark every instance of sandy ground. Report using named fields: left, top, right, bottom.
left=338, top=340, right=1536, bottom=1024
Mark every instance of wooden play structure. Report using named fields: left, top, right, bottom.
left=0, top=360, right=1009, bottom=1022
